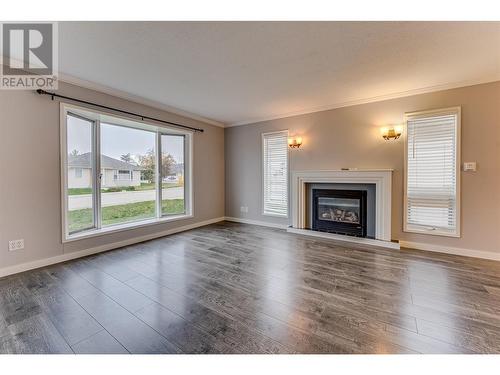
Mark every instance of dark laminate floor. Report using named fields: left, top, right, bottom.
left=1, top=221, right=500, bottom=354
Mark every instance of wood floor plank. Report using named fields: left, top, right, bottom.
left=68, top=260, right=153, bottom=313
left=71, top=330, right=129, bottom=354
left=0, top=276, right=42, bottom=326
left=0, top=314, right=73, bottom=354
left=135, top=302, right=234, bottom=354
left=485, top=285, right=500, bottom=296
left=72, top=290, right=181, bottom=354
left=83, top=254, right=142, bottom=282
left=416, top=318, right=500, bottom=354
left=33, top=288, right=104, bottom=346
left=125, top=275, right=293, bottom=353
left=43, top=264, right=102, bottom=299
left=125, top=275, right=236, bottom=335
left=1, top=221, right=499, bottom=353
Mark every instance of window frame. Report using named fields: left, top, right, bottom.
left=403, top=106, right=461, bottom=237
left=261, top=130, right=289, bottom=218
left=60, top=103, right=194, bottom=242
left=159, top=133, right=187, bottom=217
left=64, top=111, right=99, bottom=235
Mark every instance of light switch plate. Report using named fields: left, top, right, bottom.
left=463, top=162, right=477, bottom=172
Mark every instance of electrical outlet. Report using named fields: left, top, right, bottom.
left=463, top=162, right=477, bottom=172
left=240, top=206, right=249, bottom=213
left=8, top=239, right=24, bottom=252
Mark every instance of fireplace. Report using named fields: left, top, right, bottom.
left=312, top=189, right=367, bottom=237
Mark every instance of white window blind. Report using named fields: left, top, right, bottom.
left=263, top=131, right=288, bottom=217
left=405, top=108, right=460, bottom=236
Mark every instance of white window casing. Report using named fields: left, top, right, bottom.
left=404, top=107, right=461, bottom=237
left=262, top=130, right=289, bottom=217
left=60, top=103, right=193, bottom=242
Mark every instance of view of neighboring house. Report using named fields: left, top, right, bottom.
left=68, top=152, right=143, bottom=188
left=162, top=163, right=184, bottom=183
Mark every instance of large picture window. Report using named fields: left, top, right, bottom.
left=262, top=130, right=288, bottom=217
left=404, top=107, right=461, bottom=237
left=61, top=104, right=192, bottom=241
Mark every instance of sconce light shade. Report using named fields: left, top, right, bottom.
left=288, top=136, right=303, bottom=148
left=380, top=125, right=403, bottom=141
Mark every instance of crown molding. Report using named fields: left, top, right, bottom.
left=226, top=75, right=500, bottom=127
left=1, top=55, right=226, bottom=128
left=3, top=55, right=498, bottom=129
left=57, top=73, right=227, bottom=128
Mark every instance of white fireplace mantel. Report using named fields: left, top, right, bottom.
left=290, top=169, right=393, bottom=242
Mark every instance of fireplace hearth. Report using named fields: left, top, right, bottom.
left=312, top=189, right=367, bottom=237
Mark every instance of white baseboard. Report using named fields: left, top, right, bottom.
left=223, top=216, right=288, bottom=229
left=287, top=227, right=400, bottom=250
left=0, top=217, right=225, bottom=278
left=4, top=216, right=496, bottom=279
left=400, top=240, right=500, bottom=261
left=223, top=219, right=499, bottom=261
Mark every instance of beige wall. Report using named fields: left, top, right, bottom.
left=225, top=81, right=500, bottom=255
left=0, top=79, right=498, bottom=270
left=0, top=81, right=224, bottom=270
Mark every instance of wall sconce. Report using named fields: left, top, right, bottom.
left=380, top=125, right=403, bottom=141
left=288, top=136, right=303, bottom=148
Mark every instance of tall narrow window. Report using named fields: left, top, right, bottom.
left=161, top=134, right=185, bottom=216
left=66, top=113, right=96, bottom=234
left=262, top=130, right=288, bottom=217
left=405, top=107, right=460, bottom=237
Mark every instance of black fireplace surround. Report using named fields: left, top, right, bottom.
left=312, top=189, right=367, bottom=237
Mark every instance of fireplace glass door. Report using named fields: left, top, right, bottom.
left=317, top=197, right=360, bottom=224
left=312, top=189, right=367, bottom=237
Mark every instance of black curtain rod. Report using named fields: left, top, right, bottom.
left=35, top=89, right=204, bottom=133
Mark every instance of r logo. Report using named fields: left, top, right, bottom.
left=2, top=23, right=54, bottom=76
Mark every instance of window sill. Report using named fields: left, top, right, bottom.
left=262, top=212, right=289, bottom=219
left=403, top=225, right=460, bottom=238
left=63, top=213, right=193, bottom=243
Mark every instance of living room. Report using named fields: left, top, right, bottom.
left=0, top=2, right=499, bottom=373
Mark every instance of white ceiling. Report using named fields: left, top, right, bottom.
left=59, top=22, right=500, bottom=126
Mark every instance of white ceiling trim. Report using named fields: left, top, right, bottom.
left=58, top=72, right=227, bottom=128
left=226, top=74, right=500, bottom=127
left=2, top=55, right=498, bottom=129
left=1, top=54, right=225, bottom=127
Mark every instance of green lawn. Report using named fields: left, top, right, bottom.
left=68, top=199, right=185, bottom=233
left=68, top=182, right=183, bottom=195
left=67, top=187, right=93, bottom=195
left=134, top=182, right=183, bottom=191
